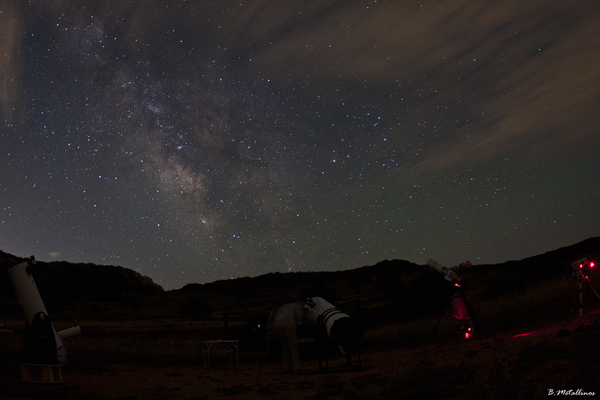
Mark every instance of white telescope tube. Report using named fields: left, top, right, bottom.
left=304, top=297, right=349, bottom=339
left=7, top=259, right=49, bottom=325
left=304, top=297, right=362, bottom=347
left=427, top=259, right=461, bottom=283
left=7, top=258, right=67, bottom=363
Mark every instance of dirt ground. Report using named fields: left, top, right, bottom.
left=2, top=309, right=599, bottom=400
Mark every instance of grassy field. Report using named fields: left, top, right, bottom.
left=2, top=272, right=599, bottom=399
left=2, top=275, right=590, bottom=358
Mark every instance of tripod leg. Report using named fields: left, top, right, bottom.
left=579, top=273, right=584, bottom=317
left=430, top=306, right=445, bottom=342
left=584, top=276, right=600, bottom=301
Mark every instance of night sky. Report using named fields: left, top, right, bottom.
left=1, top=1, right=599, bottom=290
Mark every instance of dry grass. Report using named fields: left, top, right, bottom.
left=361, top=276, right=580, bottom=350
left=2, top=276, right=586, bottom=366
left=2, top=275, right=599, bottom=399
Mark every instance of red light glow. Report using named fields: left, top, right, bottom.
left=513, top=332, right=531, bottom=338
left=464, top=327, right=473, bottom=339
left=454, top=283, right=461, bottom=287
left=590, top=262, right=595, bottom=268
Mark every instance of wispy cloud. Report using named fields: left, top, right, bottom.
left=0, top=2, right=24, bottom=123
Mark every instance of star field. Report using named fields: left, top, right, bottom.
left=1, top=1, right=599, bottom=289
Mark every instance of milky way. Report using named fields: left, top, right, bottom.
left=2, top=1, right=599, bottom=289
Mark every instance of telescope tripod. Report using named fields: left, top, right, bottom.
left=431, top=286, right=481, bottom=341
left=574, top=269, right=600, bottom=317
left=314, top=326, right=364, bottom=373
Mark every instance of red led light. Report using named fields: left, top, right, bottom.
left=465, top=332, right=471, bottom=339
left=454, top=283, right=461, bottom=287
left=590, top=262, right=595, bottom=268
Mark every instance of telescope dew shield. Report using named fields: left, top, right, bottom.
left=304, top=297, right=361, bottom=346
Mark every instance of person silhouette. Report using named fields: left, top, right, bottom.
left=268, top=299, right=304, bottom=372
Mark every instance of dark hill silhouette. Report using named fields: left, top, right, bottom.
left=1, top=237, right=599, bottom=322
left=461, top=236, right=600, bottom=301
left=0, top=252, right=164, bottom=320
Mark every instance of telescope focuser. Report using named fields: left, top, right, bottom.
left=25, top=256, right=38, bottom=275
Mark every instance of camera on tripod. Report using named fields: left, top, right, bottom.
left=571, top=257, right=599, bottom=316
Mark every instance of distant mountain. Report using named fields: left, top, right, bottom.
left=460, top=236, right=600, bottom=300
left=1, top=237, right=599, bottom=322
left=0, top=251, right=164, bottom=320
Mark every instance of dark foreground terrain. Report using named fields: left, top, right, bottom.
left=1, top=307, right=599, bottom=400
left=1, top=237, right=600, bottom=398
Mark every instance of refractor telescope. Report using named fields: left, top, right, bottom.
left=427, top=259, right=471, bottom=284
left=427, top=258, right=480, bottom=340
